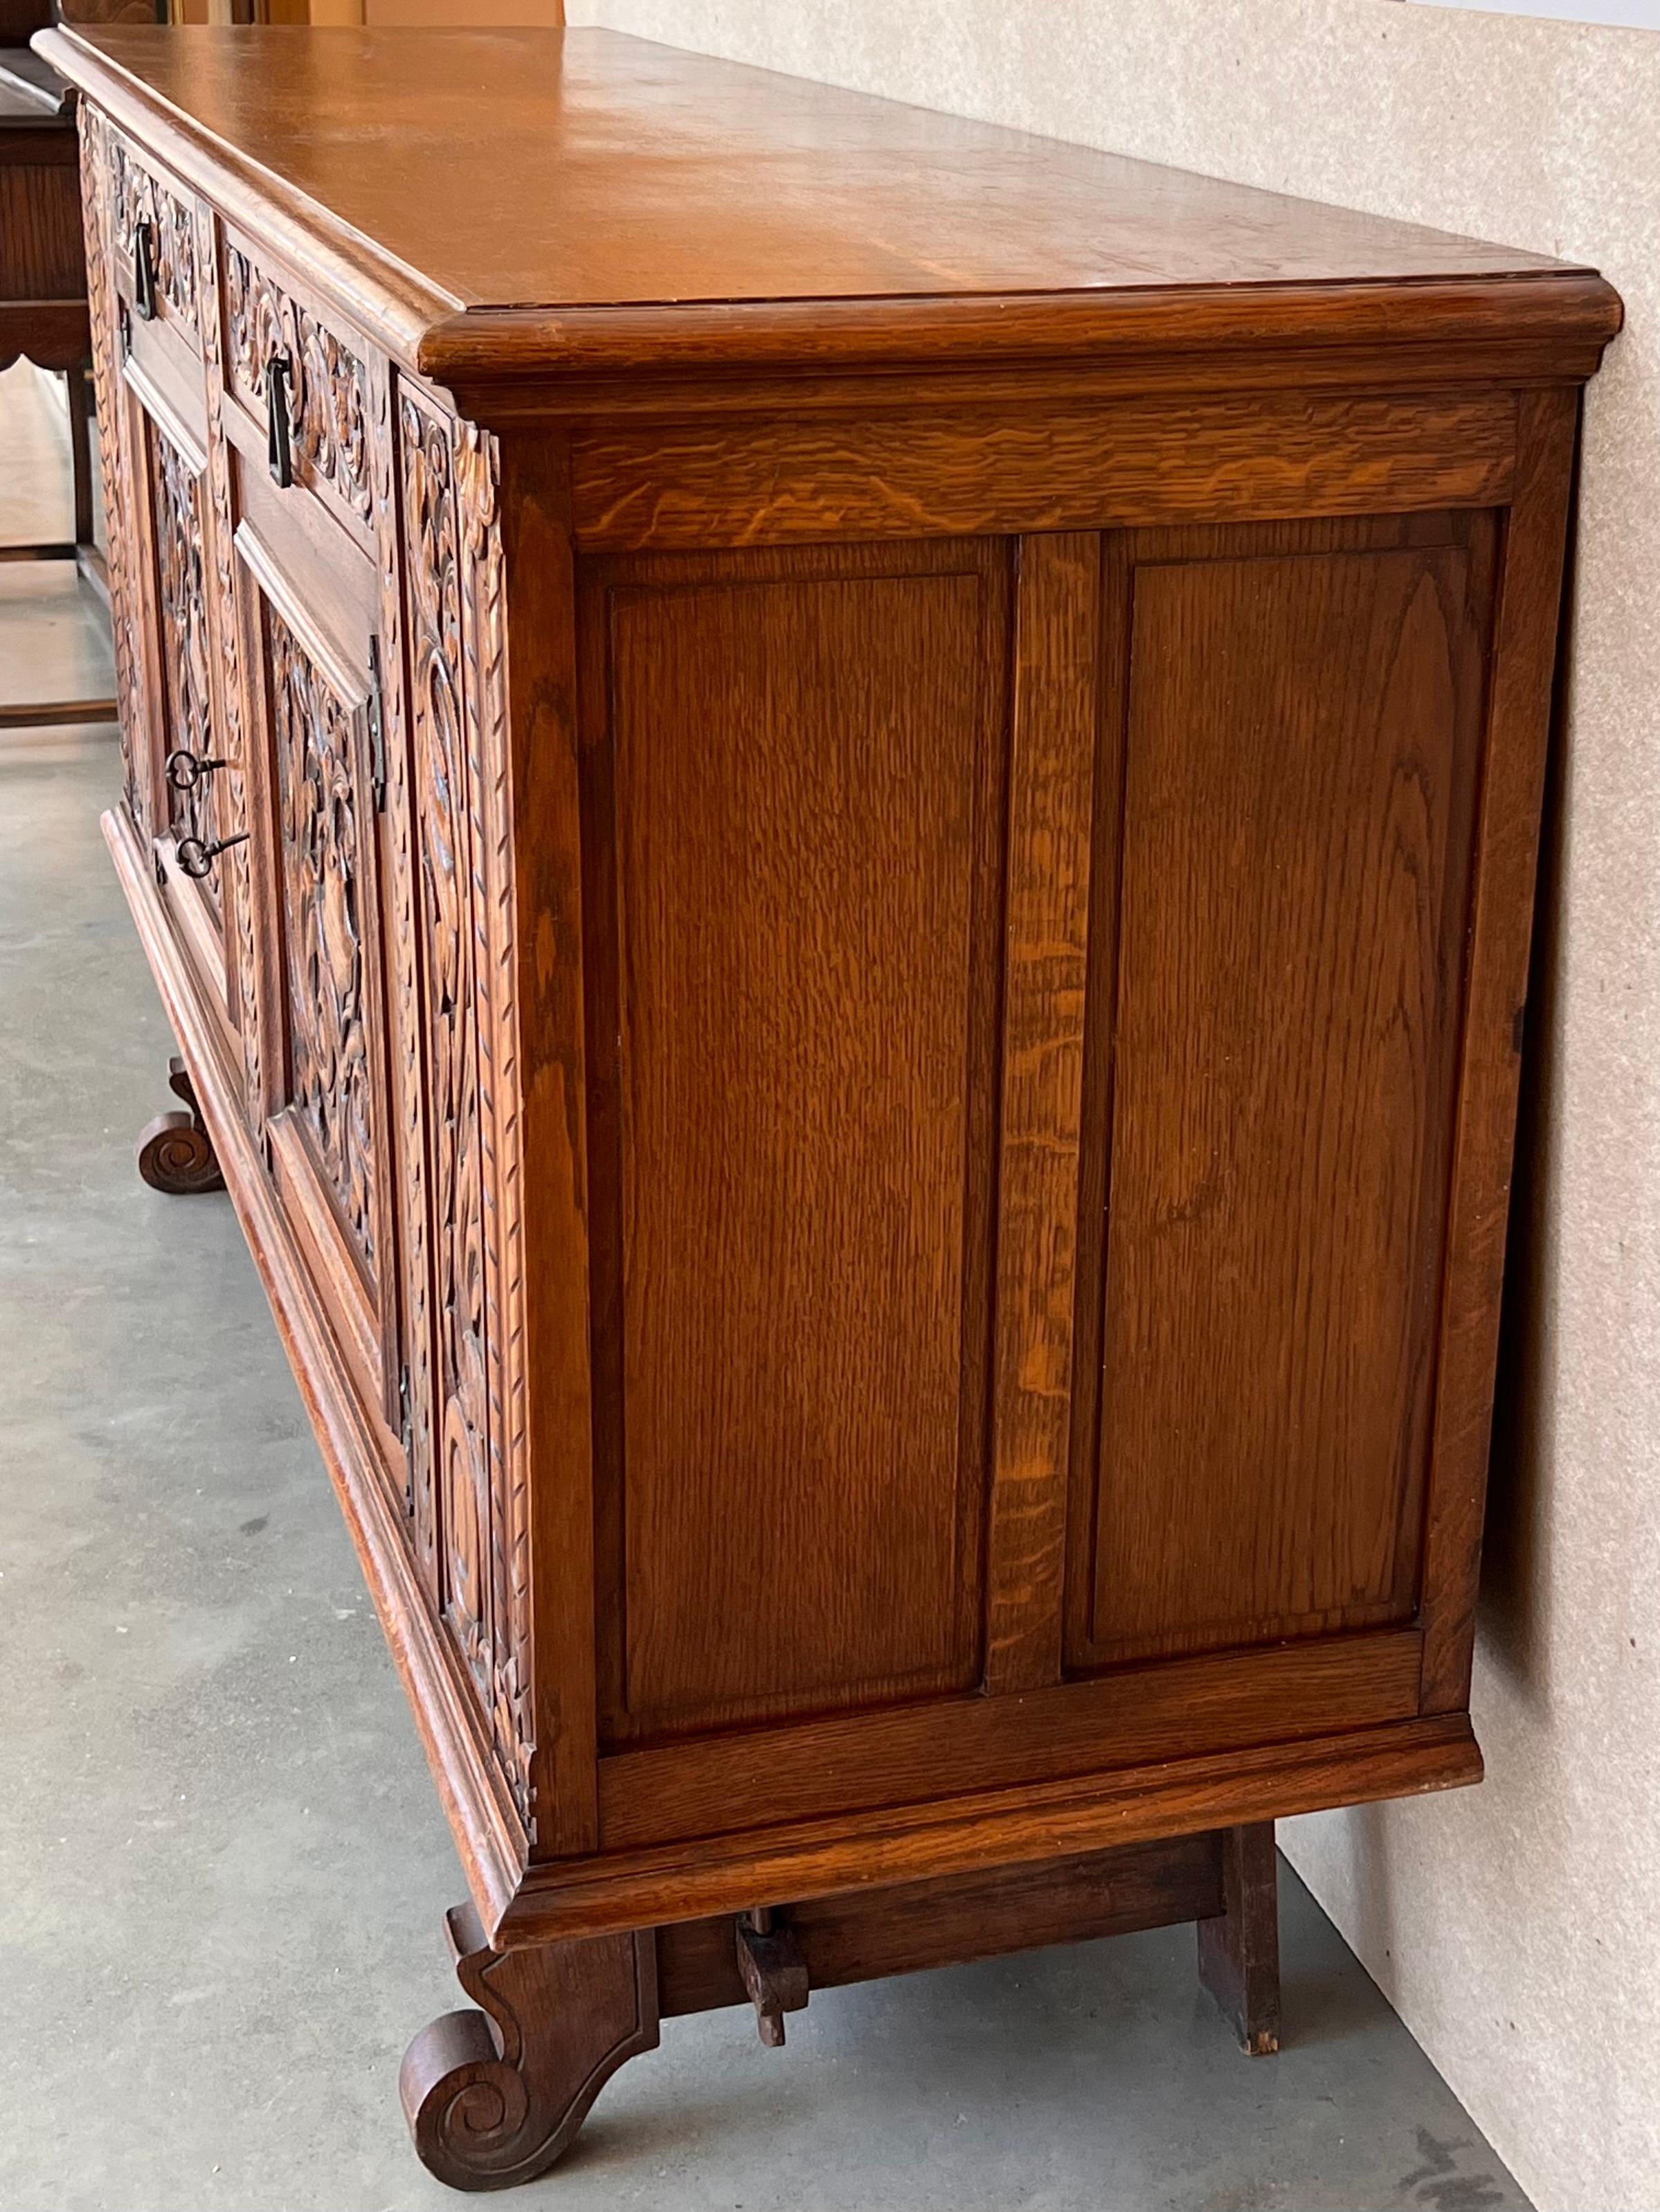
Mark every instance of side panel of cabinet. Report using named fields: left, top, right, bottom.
left=579, top=539, right=1011, bottom=1744
left=1066, top=512, right=1497, bottom=1669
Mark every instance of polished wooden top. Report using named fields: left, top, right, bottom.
left=40, top=24, right=1618, bottom=384
left=45, top=24, right=1579, bottom=307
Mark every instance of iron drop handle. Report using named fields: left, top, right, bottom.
left=133, top=219, right=157, bottom=322
left=265, top=352, right=295, bottom=489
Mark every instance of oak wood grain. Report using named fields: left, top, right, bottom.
left=597, top=1628, right=1423, bottom=1853
left=984, top=532, right=1099, bottom=1692
left=40, top=26, right=1579, bottom=314
left=583, top=539, right=1009, bottom=1740
left=39, top=28, right=1620, bottom=397
left=1076, top=512, right=1491, bottom=1666
left=571, top=391, right=1517, bottom=552
left=1418, top=387, right=1580, bottom=1712
left=499, top=1715, right=1483, bottom=1945
left=497, top=429, right=601, bottom=1855
left=69, top=41, right=1612, bottom=2171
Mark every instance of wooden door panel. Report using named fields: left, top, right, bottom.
left=1068, top=512, right=1495, bottom=1668
left=119, top=347, right=240, bottom=1033
left=583, top=540, right=1010, bottom=1743
left=233, top=501, right=406, bottom=1469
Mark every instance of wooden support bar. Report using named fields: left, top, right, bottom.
left=657, top=1832, right=1226, bottom=2019
left=1196, top=1822, right=1282, bottom=2055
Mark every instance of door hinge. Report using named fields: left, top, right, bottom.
left=368, top=638, right=388, bottom=813
left=397, top=1363, right=412, bottom=1453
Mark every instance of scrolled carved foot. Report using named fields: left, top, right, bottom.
left=401, top=1902, right=660, bottom=2193
left=136, top=1055, right=224, bottom=1194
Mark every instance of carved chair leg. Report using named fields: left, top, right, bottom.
left=1196, top=1822, right=1281, bottom=2055
left=401, top=1903, right=660, bottom=2193
left=136, top=1054, right=225, bottom=1194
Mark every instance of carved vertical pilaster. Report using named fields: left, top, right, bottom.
left=194, top=199, right=263, bottom=1120
left=457, top=422, right=536, bottom=1837
left=372, top=358, right=437, bottom=1558
left=398, top=385, right=536, bottom=1842
left=148, top=432, right=219, bottom=912
left=399, top=389, right=498, bottom=1745
left=78, top=109, right=145, bottom=834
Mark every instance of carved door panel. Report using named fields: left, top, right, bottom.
left=118, top=342, right=251, bottom=1043
left=233, top=480, right=407, bottom=1479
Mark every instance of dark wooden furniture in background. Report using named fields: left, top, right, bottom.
left=0, top=0, right=118, bottom=730
left=44, top=21, right=1620, bottom=2191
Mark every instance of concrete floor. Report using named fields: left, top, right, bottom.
left=0, top=361, right=1533, bottom=2212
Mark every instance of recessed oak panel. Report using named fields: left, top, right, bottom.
left=584, top=541, right=1010, bottom=1742
left=1071, top=514, right=1494, bottom=1666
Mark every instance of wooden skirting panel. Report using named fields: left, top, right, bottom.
left=570, top=389, right=1517, bottom=551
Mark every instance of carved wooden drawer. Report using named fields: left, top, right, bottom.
left=107, top=125, right=201, bottom=357
left=220, top=233, right=379, bottom=559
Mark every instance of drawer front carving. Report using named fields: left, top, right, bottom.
left=270, top=606, right=379, bottom=1277
left=224, top=240, right=375, bottom=543
left=109, top=128, right=199, bottom=350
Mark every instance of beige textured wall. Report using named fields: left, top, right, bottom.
left=563, top=3, right=1660, bottom=2206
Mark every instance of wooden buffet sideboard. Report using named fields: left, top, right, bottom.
left=42, top=21, right=1619, bottom=2190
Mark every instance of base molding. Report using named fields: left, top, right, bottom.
left=502, top=1711, right=1481, bottom=1947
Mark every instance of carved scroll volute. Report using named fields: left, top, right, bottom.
left=79, top=111, right=147, bottom=836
